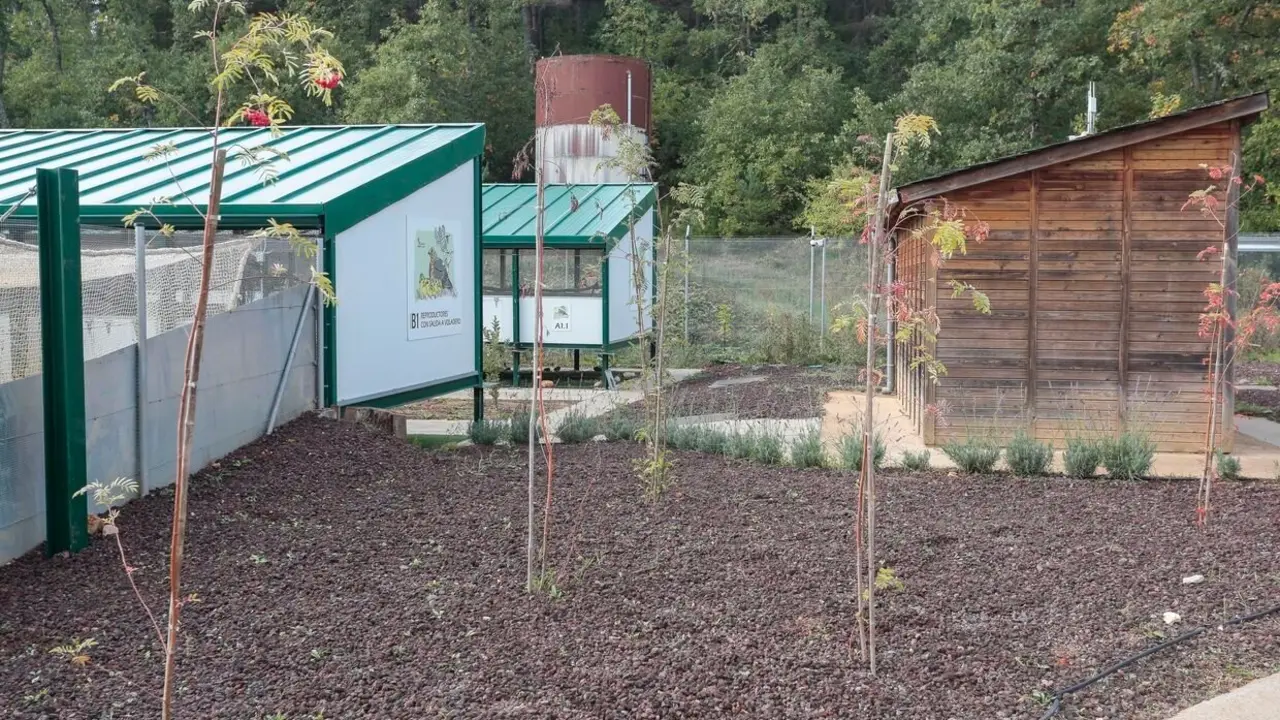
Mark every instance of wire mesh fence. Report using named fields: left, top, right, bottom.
left=665, top=236, right=869, bottom=366
left=0, top=224, right=315, bottom=382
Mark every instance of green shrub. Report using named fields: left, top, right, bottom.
left=468, top=418, right=505, bottom=446
left=1005, top=430, right=1054, bottom=477
left=667, top=423, right=707, bottom=451
left=941, top=437, right=1001, bottom=474
left=752, top=434, right=785, bottom=465
left=725, top=430, right=755, bottom=459
left=790, top=430, right=827, bottom=468
left=601, top=413, right=641, bottom=442
left=838, top=431, right=885, bottom=472
left=1216, top=451, right=1242, bottom=481
left=1101, top=431, right=1155, bottom=480
left=1063, top=436, right=1104, bottom=478
left=556, top=412, right=599, bottom=444
left=697, top=429, right=730, bottom=455
left=508, top=411, right=530, bottom=444
left=900, top=449, right=931, bottom=472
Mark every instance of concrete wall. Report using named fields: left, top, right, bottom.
left=0, top=284, right=316, bottom=564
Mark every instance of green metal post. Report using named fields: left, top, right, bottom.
left=37, top=168, right=88, bottom=555
left=472, top=159, right=484, bottom=422
left=511, top=248, right=521, bottom=388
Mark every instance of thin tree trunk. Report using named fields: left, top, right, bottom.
left=161, top=148, right=227, bottom=720
left=0, top=1, right=11, bottom=129
left=527, top=141, right=545, bottom=591
left=39, top=0, right=62, bottom=73
left=860, top=132, right=895, bottom=676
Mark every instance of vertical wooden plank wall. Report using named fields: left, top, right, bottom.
left=930, top=178, right=1032, bottom=443
left=1127, top=123, right=1229, bottom=451
left=897, top=122, right=1233, bottom=451
left=1033, top=150, right=1126, bottom=441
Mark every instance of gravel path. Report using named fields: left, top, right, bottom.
left=2, top=415, right=1277, bottom=719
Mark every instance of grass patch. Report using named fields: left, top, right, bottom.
left=1063, top=436, right=1104, bottom=479
left=900, top=449, right=930, bottom=471
left=1101, top=431, right=1156, bottom=480
left=1005, top=430, right=1053, bottom=477
left=751, top=434, right=785, bottom=465
left=941, top=437, right=1001, bottom=474
left=838, top=431, right=885, bottom=472
left=601, top=412, right=642, bottom=442
left=467, top=419, right=505, bottom=446
left=1217, top=451, right=1242, bottom=481
left=789, top=430, right=827, bottom=468
left=556, top=412, right=600, bottom=444
left=727, top=431, right=757, bottom=459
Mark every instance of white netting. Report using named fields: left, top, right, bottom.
left=0, top=227, right=311, bottom=382
left=0, top=224, right=41, bottom=383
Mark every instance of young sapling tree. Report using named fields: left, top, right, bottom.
left=105, top=3, right=341, bottom=716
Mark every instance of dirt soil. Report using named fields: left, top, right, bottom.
left=395, top=397, right=576, bottom=420
left=1238, top=361, right=1280, bottom=387
left=3, top=416, right=1279, bottom=719
left=611, top=363, right=860, bottom=422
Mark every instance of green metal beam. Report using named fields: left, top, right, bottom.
left=37, top=167, right=88, bottom=556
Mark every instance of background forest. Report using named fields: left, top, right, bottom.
left=0, top=0, right=1276, bottom=235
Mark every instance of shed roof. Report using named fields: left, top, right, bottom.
left=0, top=124, right=485, bottom=233
left=482, top=183, right=656, bottom=246
left=894, top=91, right=1270, bottom=206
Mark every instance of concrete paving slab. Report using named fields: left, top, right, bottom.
left=708, top=375, right=766, bottom=389
left=821, top=391, right=1280, bottom=479
left=1167, top=672, right=1280, bottom=720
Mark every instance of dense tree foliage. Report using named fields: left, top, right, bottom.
left=1, top=0, right=1276, bottom=232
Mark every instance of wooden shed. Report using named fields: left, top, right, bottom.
left=890, top=92, right=1270, bottom=452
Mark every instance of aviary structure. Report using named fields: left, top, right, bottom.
left=481, top=182, right=657, bottom=378
left=890, top=92, right=1270, bottom=452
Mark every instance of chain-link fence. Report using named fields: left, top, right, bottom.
left=664, top=236, right=870, bottom=366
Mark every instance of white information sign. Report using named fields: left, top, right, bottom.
left=550, top=303, right=571, bottom=332
left=407, top=221, right=464, bottom=340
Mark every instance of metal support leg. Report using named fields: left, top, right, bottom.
left=573, top=349, right=581, bottom=372
left=473, top=386, right=484, bottom=421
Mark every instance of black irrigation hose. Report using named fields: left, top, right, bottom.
left=1038, top=601, right=1280, bottom=720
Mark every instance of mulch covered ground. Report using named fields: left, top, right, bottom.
left=617, top=363, right=859, bottom=421
left=3, top=415, right=1278, bottom=719
left=1237, top=360, right=1280, bottom=387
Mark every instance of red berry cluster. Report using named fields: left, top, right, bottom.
left=314, top=71, right=342, bottom=90
left=244, top=108, right=271, bottom=127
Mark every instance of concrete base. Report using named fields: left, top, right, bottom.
left=1167, top=672, right=1280, bottom=720
left=822, top=391, right=1280, bottom=479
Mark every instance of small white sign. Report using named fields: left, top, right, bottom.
left=549, top=304, right=571, bottom=332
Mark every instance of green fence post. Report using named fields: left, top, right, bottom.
left=37, top=167, right=87, bottom=556
left=511, top=249, right=520, bottom=388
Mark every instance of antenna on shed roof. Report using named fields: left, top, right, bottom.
left=1069, top=82, right=1098, bottom=140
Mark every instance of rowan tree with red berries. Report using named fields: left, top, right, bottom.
left=104, top=2, right=342, bottom=718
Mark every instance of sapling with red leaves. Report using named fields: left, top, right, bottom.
left=1184, top=160, right=1267, bottom=525
left=100, top=3, right=341, bottom=717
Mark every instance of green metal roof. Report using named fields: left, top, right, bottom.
left=482, top=183, right=656, bottom=246
left=0, top=124, right=485, bottom=233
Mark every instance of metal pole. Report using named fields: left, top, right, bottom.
left=314, top=233, right=325, bottom=410
left=626, top=71, right=633, bottom=127
left=134, top=224, right=150, bottom=495
left=683, top=225, right=690, bottom=345
left=885, top=251, right=894, bottom=391
left=820, top=238, right=827, bottom=349
left=267, top=284, right=315, bottom=434
left=809, top=227, right=816, bottom=325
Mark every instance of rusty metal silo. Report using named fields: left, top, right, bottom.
left=535, top=55, right=652, bottom=184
